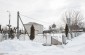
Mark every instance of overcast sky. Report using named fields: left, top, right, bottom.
left=0, top=0, right=85, bottom=29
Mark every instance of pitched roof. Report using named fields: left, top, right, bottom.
left=24, top=22, right=43, bottom=26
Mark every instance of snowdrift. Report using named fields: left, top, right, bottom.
left=0, top=33, right=85, bottom=55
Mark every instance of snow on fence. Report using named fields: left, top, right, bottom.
left=43, top=33, right=63, bottom=45
left=0, top=33, right=9, bottom=41
left=0, top=32, right=83, bottom=45
left=51, top=36, right=62, bottom=45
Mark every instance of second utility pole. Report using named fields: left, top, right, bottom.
left=7, top=11, right=11, bottom=38
left=17, top=11, right=20, bottom=39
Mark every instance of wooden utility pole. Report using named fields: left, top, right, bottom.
left=17, top=11, right=20, bottom=39
left=16, top=11, right=29, bottom=39
left=7, top=11, right=11, bottom=38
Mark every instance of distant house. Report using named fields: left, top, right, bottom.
left=24, top=22, right=43, bottom=34
left=70, top=25, right=83, bottom=32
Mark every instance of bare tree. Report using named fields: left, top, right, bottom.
left=62, top=9, right=84, bottom=31
left=62, top=9, right=84, bottom=37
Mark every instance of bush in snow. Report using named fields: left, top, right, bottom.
left=65, top=24, right=69, bottom=37
left=10, top=28, right=14, bottom=39
left=30, top=25, right=35, bottom=40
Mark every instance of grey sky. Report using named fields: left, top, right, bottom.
left=0, top=0, right=85, bottom=29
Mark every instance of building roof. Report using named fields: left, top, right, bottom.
left=24, top=22, right=43, bottom=26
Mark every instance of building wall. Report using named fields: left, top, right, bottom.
left=24, top=24, right=43, bottom=35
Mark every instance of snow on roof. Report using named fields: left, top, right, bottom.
left=24, top=22, right=43, bottom=26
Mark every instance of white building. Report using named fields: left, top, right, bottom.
left=24, top=22, right=43, bottom=35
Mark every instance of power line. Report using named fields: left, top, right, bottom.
left=20, top=14, right=51, bottom=25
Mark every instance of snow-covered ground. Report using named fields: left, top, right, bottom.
left=0, top=33, right=85, bottom=55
